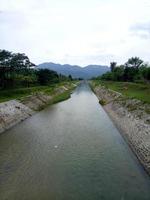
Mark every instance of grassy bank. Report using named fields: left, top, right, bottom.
left=50, top=90, right=72, bottom=104
left=37, top=89, right=74, bottom=111
left=92, top=80, right=150, bottom=104
left=0, top=81, right=77, bottom=103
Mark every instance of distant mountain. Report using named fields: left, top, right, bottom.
left=38, top=62, right=110, bottom=79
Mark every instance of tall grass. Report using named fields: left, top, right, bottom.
left=93, top=80, right=150, bottom=103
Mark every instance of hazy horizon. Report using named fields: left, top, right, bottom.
left=1, top=0, right=150, bottom=66
left=38, top=61, right=109, bottom=67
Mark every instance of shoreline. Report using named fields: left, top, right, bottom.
left=91, top=83, right=150, bottom=176
left=0, top=83, right=77, bottom=134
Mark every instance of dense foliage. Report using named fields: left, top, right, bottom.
left=99, top=57, right=150, bottom=83
left=0, top=49, right=72, bottom=89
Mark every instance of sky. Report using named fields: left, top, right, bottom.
left=0, top=0, right=150, bottom=66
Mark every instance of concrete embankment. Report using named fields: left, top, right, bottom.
left=92, top=84, right=150, bottom=175
left=0, top=83, right=77, bottom=134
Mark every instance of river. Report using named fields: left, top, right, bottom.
left=0, top=82, right=150, bottom=200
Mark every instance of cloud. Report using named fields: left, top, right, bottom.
left=0, top=0, right=150, bottom=66
left=58, top=53, right=117, bottom=66
left=130, top=22, right=150, bottom=39
left=0, top=11, right=27, bottom=29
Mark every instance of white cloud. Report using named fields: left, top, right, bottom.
left=0, top=0, right=150, bottom=66
left=130, top=22, right=150, bottom=39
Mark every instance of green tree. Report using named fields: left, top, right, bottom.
left=10, top=53, right=35, bottom=71
left=68, top=74, right=73, bottom=81
left=139, top=64, right=150, bottom=81
left=0, top=50, right=12, bottom=66
left=123, top=67, right=137, bottom=81
left=125, top=57, right=143, bottom=69
left=0, top=50, right=12, bottom=88
left=110, top=62, right=117, bottom=72
left=112, top=67, right=124, bottom=81
left=101, top=72, right=113, bottom=80
left=37, top=69, right=59, bottom=85
left=0, top=50, right=35, bottom=88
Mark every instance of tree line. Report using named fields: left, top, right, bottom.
left=0, top=49, right=72, bottom=89
left=99, top=57, right=150, bottom=83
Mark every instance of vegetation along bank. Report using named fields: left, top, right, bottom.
left=0, top=81, right=77, bottom=134
left=91, top=69, right=150, bottom=176
left=91, top=57, right=150, bottom=175
left=0, top=49, right=78, bottom=134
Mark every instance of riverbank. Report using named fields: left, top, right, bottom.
left=91, top=81, right=150, bottom=175
left=0, top=82, right=77, bottom=134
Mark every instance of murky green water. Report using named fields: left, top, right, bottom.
left=0, top=82, right=150, bottom=200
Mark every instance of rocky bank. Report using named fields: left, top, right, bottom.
left=92, top=84, right=150, bottom=175
left=0, top=84, right=77, bottom=134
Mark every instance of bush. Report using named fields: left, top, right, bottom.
left=99, top=99, right=106, bottom=105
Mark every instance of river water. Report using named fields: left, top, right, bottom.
left=0, top=82, right=150, bottom=200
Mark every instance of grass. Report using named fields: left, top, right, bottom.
left=37, top=90, right=72, bottom=111
left=0, top=81, right=77, bottom=103
left=93, top=80, right=150, bottom=104
left=0, top=86, right=53, bottom=103
left=50, top=90, right=72, bottom=104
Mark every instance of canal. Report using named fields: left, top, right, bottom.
left=0, top=82, right=150, bottom=200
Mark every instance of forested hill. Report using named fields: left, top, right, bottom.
left=38, top=62, right=110, bottom=79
